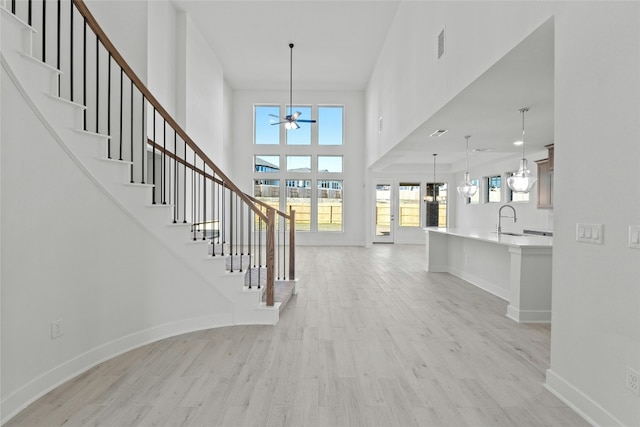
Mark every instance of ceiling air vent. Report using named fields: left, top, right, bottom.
left=438, top=28, right=445, bottom=60
left=429, top=129, right=448, bottom=137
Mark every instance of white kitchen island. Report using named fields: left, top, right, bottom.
left=424, top=227, right=553, bottom=323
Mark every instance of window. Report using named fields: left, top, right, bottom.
left=286, top=106, right=312, bottom=145
left=399, top=183, right=420, bottom=227
left=507, top=172, right=530, bottom=202
left=254, top=106, right=280, bottom=145
left=467, top=179, right=480, bottom=204
left=318, top=106, right=343, bottom=145
left=318, top=156, right=343, bottom=173
left=425, top=182, right=447, bottom=227
left=286, top=180, right=311, bottom=232
left=317, top=180, right=342, bottom=232
left=254, top=155, right=280, bottom=172
left=486, top=175, right=501, bottom=203
left=254, top=179, right=280, bottom=211
left=286, top=156, right=311, bottom=172
left=253, top=103, right=344, bottom=233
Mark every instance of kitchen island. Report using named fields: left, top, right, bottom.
left=424, top=227, right=553, bottom=323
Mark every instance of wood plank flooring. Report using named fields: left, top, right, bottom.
left=6, top=245, right=589, bottom=427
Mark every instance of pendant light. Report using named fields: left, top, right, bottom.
left=424, top=153, right=440, bottom=203
left=507, top=108, right=537, bottom=193
left=457, top=135, right=478, bottom=198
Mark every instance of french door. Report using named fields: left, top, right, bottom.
left=373, top=182, right=394, bottom=243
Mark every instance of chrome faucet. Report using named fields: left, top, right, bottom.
left=497, top=204, right=517, bottom=234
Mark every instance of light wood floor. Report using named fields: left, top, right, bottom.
left=7, top=245, right=588, bottom=427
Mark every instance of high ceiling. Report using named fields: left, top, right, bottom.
left=171, top=1, right=554, bottom=171
left=171, top=0, right=401, bottom=91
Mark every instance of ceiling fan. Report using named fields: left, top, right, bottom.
left=270, top=43, right=316, bottom=130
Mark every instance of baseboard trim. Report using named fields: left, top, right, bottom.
left=1, top=313, right=233, bottom=425
left=545, top=369, right=624, bottom=427
left=506, top=305, right=551, bottom=323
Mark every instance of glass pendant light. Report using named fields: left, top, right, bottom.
left=507, top=108, right=537, bottom=193
left=457, top=135, right=478, bottom=198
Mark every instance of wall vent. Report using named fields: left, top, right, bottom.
left=438, top=28, right=445, bottom=59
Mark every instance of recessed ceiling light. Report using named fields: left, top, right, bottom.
left=429, top=129, right=448, bottom=137
left=473, top=148, right=490, bottom=152
left=513, top=140, right=524, bottom=146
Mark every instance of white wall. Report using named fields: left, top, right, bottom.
left=1, top=64, right=233, bottom=421
left=547, top=3, right=640, bottom=426
left=233, top=90, right=366, bottom=246
left=176, top=12, right=226, bottom=171
left=147, top=1, right=178, bottom=116
left=84, top=0, right=149, bottom=83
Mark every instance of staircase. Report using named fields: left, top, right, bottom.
left=1, top=2, right=296, bottom=323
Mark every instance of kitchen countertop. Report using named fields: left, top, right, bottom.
left=424, top=227, right=553, bottom=248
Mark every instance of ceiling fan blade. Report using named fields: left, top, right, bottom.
left=291, top=111, right=301, bottom=120
left=296, top=119, right=317, bottom=123
left=270, top=121, right=285, bottom=125
left=268, top=114, right=282, bottom=118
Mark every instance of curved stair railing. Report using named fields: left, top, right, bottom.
left=7, top=0, right=295, bottom=305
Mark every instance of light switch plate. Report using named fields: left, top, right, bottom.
left=576, top=223, right=604, bottom=244
left=629, top=226, right=640, bottom=249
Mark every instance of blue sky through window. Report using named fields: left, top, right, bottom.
left=255, top=106, right=280, bottom=144
left=318, top=106, right=343, bottom=145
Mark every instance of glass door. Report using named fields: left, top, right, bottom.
left=373, top=183, right=394, bottom=243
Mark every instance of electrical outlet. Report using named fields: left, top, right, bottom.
left=626, top=367, right=640, bottom=395
left=50, top=319, right=64, bottom=339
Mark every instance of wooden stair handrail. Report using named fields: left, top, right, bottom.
left=72, top=0, right=263, bottom=221
left=147, top=139, right=293, bottom=222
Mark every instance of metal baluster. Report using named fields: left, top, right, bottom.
left=83, top=17, right=86, bottom=130
left=183, top=140, right=187, bottom=224
left=140, top=94, right=145, bottom=184
left=107, top=54, right=111, bottom=158
left=69, top=1, right=73, bottom=102
left=129, top=80, right=133, bottom=182
left=229, top=191, right=234, bottom=272
left=95, top=35, right=99, bottom=133
left=221, top=183, right=225, bottom=256
left=42, top=0, right=46, bottom=62
left=118, top=69, right=123, bottom=161
left=162, top=120, right=167, bottom=204
left=192, top=152, right=196, bottom=241
left=202, top=162, right=206, bottom=241
left=56, top=0, right=60, bottom=95
left=151, top=110, right=156, bottom=203
left=258, top=218, right=262, bottom=288
left=173, top=131, right=178, bottom=223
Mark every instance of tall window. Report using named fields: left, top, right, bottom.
left=399, top=183, right=420, bottom=227
left=318, top=106, right=343, bottom=145
left=486, top=175, right=501, bottom=203
left=507, top=172, right=529, bottom=202
left=254, top=106, right=280, bottom=145
left=318, top=180, right=342, bottom=231
left=286, top=180, right=311, bottom=232
left=286, top=106, right=312, bottom=145
left=467, top=179, right=480, bottom=204
left=253, top=104, right=345, bottom=233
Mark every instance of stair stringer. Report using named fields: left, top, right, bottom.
left=0, top=7, right=279, bottom=326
